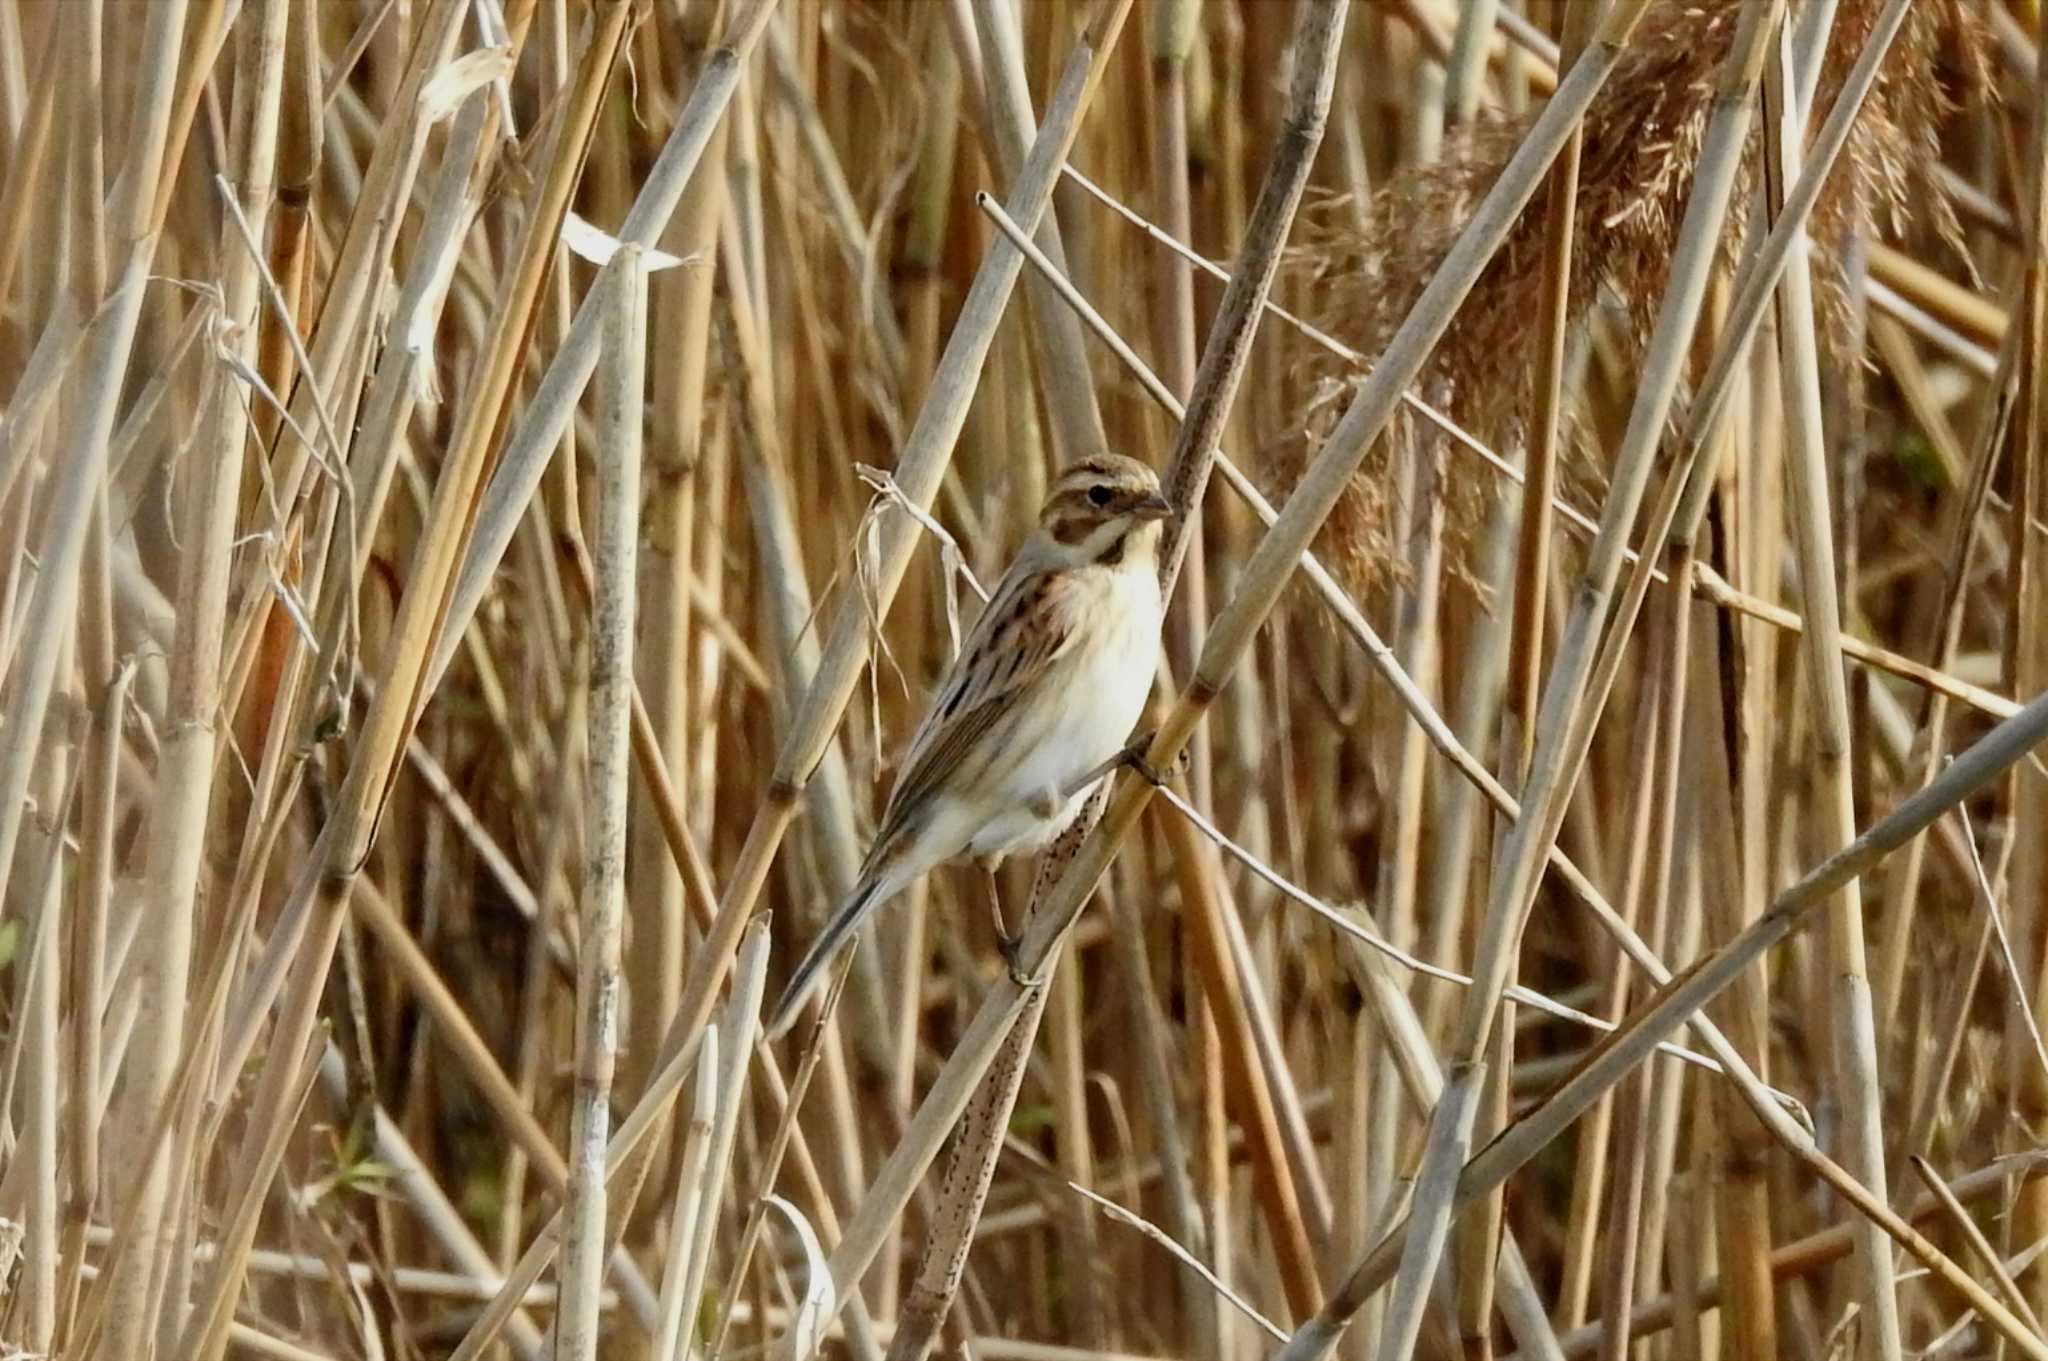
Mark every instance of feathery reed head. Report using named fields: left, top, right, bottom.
left=1272, top=0, right=1986, bottom=600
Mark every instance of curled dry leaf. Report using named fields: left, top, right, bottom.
left=417, top=45, right=515, bottom=124
left=762, top=1192, right=835, bottom=1361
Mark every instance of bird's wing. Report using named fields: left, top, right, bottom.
left=872, top=561, right=1084, bottom=848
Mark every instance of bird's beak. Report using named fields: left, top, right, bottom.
left=1133, top=492, right=1173, bottom=521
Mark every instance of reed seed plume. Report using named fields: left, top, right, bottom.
left=1277, top=0, right=1987, bottom=597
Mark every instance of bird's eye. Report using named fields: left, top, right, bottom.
left=1088, top=485, right=1113, bottom=507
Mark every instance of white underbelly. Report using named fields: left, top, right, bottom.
left=965, top=569, right=1160, bottom=860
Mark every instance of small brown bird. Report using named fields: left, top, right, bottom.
left=769, top=454, right=1171, bottom=1035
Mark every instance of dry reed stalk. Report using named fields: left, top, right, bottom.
left=1760, top=20, right=1900, bottom=1355
left=1868, top=238, right=2005, bottom=342
left=56, top=643, right=124, bottom=1345
left=651, top=1022, right=720, bottom=1360
left=964, top=0, right=1111, bottom=468
left=1592, top=555, right=1689, bottom=1361
left=1485, top=10, right=1600, bottom=1336
left=1150, top=0, right=1213, bottom=817
left=627, top=50, right=730, bottom=1170
left=672, top=946, right=771, bottom=1361
left=2007, top=9, right=2048, bottom=1337
left=0, top=13, right=56, bottom=332
left=1687, top=581, right=1784, bottom=1360
left=15, top=634, right=79, bottom=1352
left=439, top=919, right=772, bottom=1361
left=553, top=238, right=648, bottom=1360
left=0, top=7, right=190, bottom=1356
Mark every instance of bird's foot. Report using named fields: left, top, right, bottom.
left=996, top=929, right=1043, bottom=988
left=1118, top=730, right=1188, bottom=789
left=1059, top=731, right=1188, bottom=800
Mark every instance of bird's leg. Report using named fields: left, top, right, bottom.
left=983, top=862, right=1025, bottom=978
left=981, top=861, right=1045, bottom=987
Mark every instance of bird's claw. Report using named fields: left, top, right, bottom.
left=1119, top=730, right=1187, bottom=788
left=998, top=931, right=1044, bottom=989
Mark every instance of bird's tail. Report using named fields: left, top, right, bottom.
left=766, top=873, right=888, bottom=1039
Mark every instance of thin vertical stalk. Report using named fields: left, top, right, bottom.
left=555, top=244, right=648, bottom=1361
left=0, top=12, right=55, bottom=322
left=1759, top=24, right=1900, bottom=1357
left=1596, top=564, right=1692, bottom=1361
left=674, top=943, right=772, bottom=1361
left=1506, top=0, right=1599, bottom=787
left=44, top=2, right=208, bottom=1351
left=1150, top=0, right=1213, bottom=809
left=651, top=1025, right=720, bottom=1361
left=963, top=0, right=1111, bottom=464
left=2013, top=0, right=2048, bottom=1333
left=59, top=634, right=126, bottom=1346
left=1107, top=869, right=1214, bottom=1358
left=626, top=72, right=730, bottom=1136
left=1047, top=956, right=1107, bottom=1344
left=0, top=0, right=187, bottom=964
left=1692, top=570, right=1782, bottom=1360
left=17, top=629, right=77, bottom=1353
left=1440, top=0, right=1500, bottom=132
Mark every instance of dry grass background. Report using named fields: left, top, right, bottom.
left=5, top=0, right=2048, bottom=1358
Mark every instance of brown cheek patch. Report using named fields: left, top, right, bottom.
left=1050, top=514, right=1095, bottom=546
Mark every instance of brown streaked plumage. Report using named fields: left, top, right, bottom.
left=769, top=453, right=1170, bottom=1035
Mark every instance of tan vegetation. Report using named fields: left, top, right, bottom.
left=2, top=1, right=2047, bottom=1359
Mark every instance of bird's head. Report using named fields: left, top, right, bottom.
left=1035, top=453, right=1172, bottom=568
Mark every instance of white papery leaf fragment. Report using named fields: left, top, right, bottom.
left=763, top=1193, right=835, bottom=1361
left=560, top=212, right=692, bottom=273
